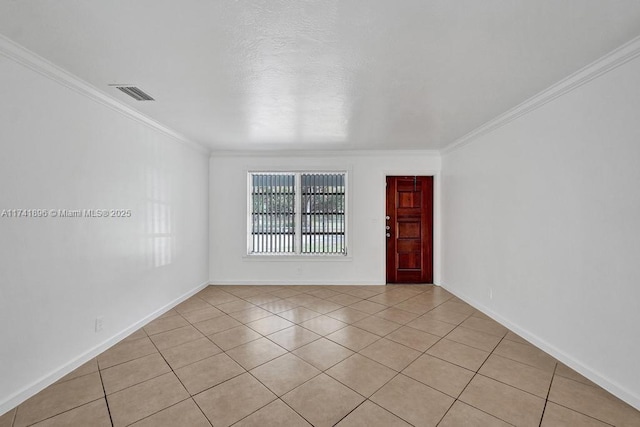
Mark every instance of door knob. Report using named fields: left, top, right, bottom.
left=386, top=233, right=391, bottom=237
left=385, top=216, right=390, bottom=220
left=386, top=225, right=390, bottom=230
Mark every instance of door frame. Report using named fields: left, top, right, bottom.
left=382, top=170, right=441, bottom=285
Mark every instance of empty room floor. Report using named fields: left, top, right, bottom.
left=2, top=285, right=639, bottom=427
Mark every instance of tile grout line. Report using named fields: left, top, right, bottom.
left=385, top=300, right=470, bottom=426
left=240, top=369, right=317, bottom=426
left=488, top=350, right=556, bottom=373
left=133, top=397, right=211, bottom=427
left=13, top=359, right=114, bottom=427
left=129, top=326, right=212, bottom=426
left=445, top=332, right=518, bottom=426
left=96, top=363, right=116, bottom=427
left=97, top=349, right=156, bottom=373
left=545, top=375, right=618, bottom=426
left=538, top=363, right=558, bottom=427
left=189, top=399, right=214, bottom=427
left=470, top=371, right=552, bottom=402
left=330, top=399, right=370, bottom=426
left=9, top=405, right=15, bottom=427
left=15, top=397, right=107, bottom=427
left=547, top=400, right=617, bottom=426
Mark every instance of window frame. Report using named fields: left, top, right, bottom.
left=247, top=170, right=349, bottom=257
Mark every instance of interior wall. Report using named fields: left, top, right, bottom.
left=209, top=152, right=441, bottom=285
left=0, top=52, right=209, bottom=413
left=441, top=52, right=640, bottom=408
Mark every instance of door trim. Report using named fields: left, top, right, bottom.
left=382, top=170, right=440, bottom=285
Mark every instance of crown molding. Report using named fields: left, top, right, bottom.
left=210, top=149, right=440, bottom=158
left=442, top=35, right=640, bottom=155
left=0, top=34, right=210, bottom=156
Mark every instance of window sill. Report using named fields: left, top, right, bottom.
left=242, top=254, right=352, bottom=262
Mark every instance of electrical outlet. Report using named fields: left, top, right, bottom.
left=95, top=316, right=104, bottom=333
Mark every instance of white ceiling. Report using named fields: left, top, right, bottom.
left=1, top=1, right=640, bottom=152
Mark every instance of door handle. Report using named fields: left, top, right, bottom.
left=386, top=226, right=390, bottom=230
left=386, top=233, right=391, bottom=238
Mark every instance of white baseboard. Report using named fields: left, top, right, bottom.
left=209, top=280, right=387, bottom=286
left=0, top=280, right=210, bottom=416
left=441, top=284, right=640, bottom=411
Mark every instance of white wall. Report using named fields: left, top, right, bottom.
left=210, top=152, right=441, bottom=285
left=0, top=50, right=209, bottom=413
left=441, top=51, right=640, bottom=408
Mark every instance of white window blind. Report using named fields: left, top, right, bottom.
left=249, top=172, right=346, bottom=255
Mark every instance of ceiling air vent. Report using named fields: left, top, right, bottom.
left=110, top=85, right=155, bottom=101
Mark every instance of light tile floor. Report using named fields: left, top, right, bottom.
left=2, top=285, right=640, bottom=426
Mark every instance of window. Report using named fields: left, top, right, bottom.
left=249, top=172, right=347, bottom=255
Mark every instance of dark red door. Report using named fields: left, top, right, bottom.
left=386, top=176, right=433, bottom=283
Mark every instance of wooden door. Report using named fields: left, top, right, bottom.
left=386, top=176, right=433, bottom=283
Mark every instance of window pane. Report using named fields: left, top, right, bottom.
left=250, top=173, right=295, bottom=254
left=301, top=173, right=346, bottom=254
